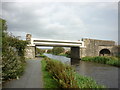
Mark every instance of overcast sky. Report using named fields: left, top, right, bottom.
left=1, top=1, right=118, bottom=44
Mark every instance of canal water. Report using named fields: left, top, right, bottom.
left=44, top=53, right=119, bottom=88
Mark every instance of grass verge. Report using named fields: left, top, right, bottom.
left=41, top=57, right=105, bottom=88
left=39, top=54, right=47, bottom=58
left=54, top=53, right=70, bottom=58
left=41, top=59, right=59, bottom=88
left=81, top=56, right=120, bottom=67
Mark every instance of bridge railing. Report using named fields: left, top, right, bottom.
left=28, top=38, right=85, bottom=48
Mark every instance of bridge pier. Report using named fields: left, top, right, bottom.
left=71, top=47, right=80, bottom=64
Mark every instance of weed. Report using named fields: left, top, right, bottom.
left=81, top=56, right=120, bottom=67
left=41, top=57, right=105, bottom=88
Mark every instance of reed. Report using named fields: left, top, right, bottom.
left=81, top=56, right=120, bottom=67
left=41, top=57, right=105, bottom=88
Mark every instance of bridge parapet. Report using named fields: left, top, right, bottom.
left=31, top=38, right=84, bottom=47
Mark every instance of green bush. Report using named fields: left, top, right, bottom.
left=47, top=49, right=52, bottom=54
left=2, top=42, right=26, bottom=81
left=52, top=47, right=65, bottom=55
left=41, top=60, right=59, bottom=88
left=55, top=50, right=71, bottom=58
left=39, top=54, right=47, bottom=58
left=81, top=56, right=120, bottom=67
left=36, top=48, right=45, bottom=55
left=65, top=50, right=71, bottom=58
left=44, top=57, right=77, bottom=88
left=1, top=18, right=27, bottom=81
left=76, top=74, right=104, bottom=88
left=81, top=56, right=93, bottom=61
left=42, top=57, right=105, bottom=88
left=106, top=59, right=120, bottom=66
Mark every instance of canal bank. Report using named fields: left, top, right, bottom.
left=41, top=57, right=104, bottom=88
left=44, top=53, right=119, bottom=88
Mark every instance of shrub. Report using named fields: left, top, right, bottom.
left=65, top=50, right=71, bottom=58
left=2, top=43, right=26, bottom=81
left=41, top=59, right=58, bottom=88
left=36, top=48, right=45, bottom=55
left=42, top=57, right=105, bottom=88
left=47, top=49, right=52, bottom=54
left=81, top=56, right=94, bottom=61
left=76, top=73, right=104, bottom=88
left=1, top=18, right=27, bottom=81
left=81, top=56, right=120, bottom=67
left=106, top=58, right=120, bottom=67
left=52, top=47, right=65, bottom=55
left=44, top=57, right=79, bottom=88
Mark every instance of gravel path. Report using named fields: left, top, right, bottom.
left=3, top=58, right=43, bottom=88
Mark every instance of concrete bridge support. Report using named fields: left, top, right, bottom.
left=71, top=47, right=80, bottom=64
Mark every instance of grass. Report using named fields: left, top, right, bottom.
left=58, top=53, right=68, bottom=57
left=41, top=57, right=105, bottom=88
left=56, top=53, right=71, bottom=58
left=39, top=54, right=47, bottom=58
left=81, top=56, right=120, bottom=67
left=41, top=59, right=58, bottom=88
left=76, top=74, right=105, bottom=88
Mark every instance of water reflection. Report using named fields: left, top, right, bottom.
left=71, top=58, right=80, bottom=65
left=44, top=53, right=70, bottom=65
left=44, top=53, right=119, bottom=88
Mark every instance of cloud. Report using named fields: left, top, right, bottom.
left=2, top=2, right=118, bottom=43
left=2, top=0, right=119, bottom=2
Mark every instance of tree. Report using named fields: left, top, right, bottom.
left=52, top=47, right=65, bottom=55
left=1, top=18, right=27, bottom=81
left=36, top=48, right=45, bottom=55
left=65, top=50, right=71, bottom=57
left=47, top=49, right=52, bottom=54
left=0, top=18, right=7, bottom=32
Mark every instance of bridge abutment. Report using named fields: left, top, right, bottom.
left=25, top=46, right=35, bottom=59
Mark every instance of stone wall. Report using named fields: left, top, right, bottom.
left=25, top=46, right=35, bottom=59
left=24, top=37, right=119, bottom=59
left=80, top=38, right=116, bottom=57
left=111, top=45, right=120, bottom=57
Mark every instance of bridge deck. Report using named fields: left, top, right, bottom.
left=30, top=38, right=84, bottom=47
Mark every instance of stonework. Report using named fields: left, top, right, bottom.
left=25, top=46, right=35, bottom=59
left=80, top=38, right=118, bottom=57
left=26, top=34, right=32, bottom=44
left=24, top=34, right=119, bottom=59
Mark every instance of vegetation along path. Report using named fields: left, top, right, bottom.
left=3, top=58, right=43, bottom=88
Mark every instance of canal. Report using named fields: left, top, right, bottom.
left=44, top=53, right=119, bottom=88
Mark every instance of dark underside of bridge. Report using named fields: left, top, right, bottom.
left=71, top=47, right=80, bottom=64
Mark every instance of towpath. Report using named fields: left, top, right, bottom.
left=3, top=58, right=43, bottom=88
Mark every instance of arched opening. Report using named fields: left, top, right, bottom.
left=99, top=49, right=111, bottom=56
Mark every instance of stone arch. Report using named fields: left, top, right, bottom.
left=99, top=49, right=111, bottom=56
